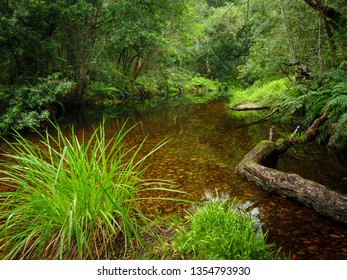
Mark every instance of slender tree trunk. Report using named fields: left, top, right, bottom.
left=132, top=48, right=155, bottom=81
left=324, top=18, right=337, bottom=52
left=68, top=13, right=97, bottom=104
left=280, top=1, right=296, bottom=62
left=318, top=14, right=322, bottom=76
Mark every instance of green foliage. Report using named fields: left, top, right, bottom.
left=96, top=0, right=190, bottom=82
left=0, top=122, right=172, bottom=259
left=0, top=74, right=73, bottom=134
left=327, top=112, right=347, bottom=148
left=280, top=66, right=347, bottom=148
left=0, top=0, right=72, bottom=81
left=87, top=82, right=122, bottom=102
left=238, top=0, right=347, bottom=85
left=1, top=0, right=346, bottom=150
left=176, top=75, right=231, bottom=104
left=184, top=1, right=252, bottom=80
left=229, top=78, right=290, bottom=107
left=189, top=76, right=220, bottom=92
left=206, top=0, right=230, bottom=8
left=173, top=199, right=281, bottom=260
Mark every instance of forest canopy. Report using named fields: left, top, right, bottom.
left=0, top=0, right=346, bottom=147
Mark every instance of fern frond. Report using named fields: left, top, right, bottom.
left=326, top=95, right=347, bottom=110
left=328, top=113, right=347, bottom=148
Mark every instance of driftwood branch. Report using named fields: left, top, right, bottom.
left=236, top=139, right=347, bottom=224
left=256, top=108, right=279, bottom=123
left=304, top=110, right=329, bottom=141
left=232, top=108, right=280, bottom=132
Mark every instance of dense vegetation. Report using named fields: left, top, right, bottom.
left=1, top=0, right=346, bottom=260
left=1, top=0, right=346, bottom=147
left=0, top=122, right=175, bottom=259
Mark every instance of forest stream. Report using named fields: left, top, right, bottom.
left=1, top=99, right=347, bottom=259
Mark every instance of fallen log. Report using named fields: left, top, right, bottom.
left=236, top=139, right=347, bottom=224
left=231, top=102, right=270, bottom=111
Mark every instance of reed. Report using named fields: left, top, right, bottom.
left=0, top=122, right=170, bottom=259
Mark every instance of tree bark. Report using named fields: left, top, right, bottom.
left=236, top=139, right=347, bottom=224
left=303, top=0, right=345, bottom=28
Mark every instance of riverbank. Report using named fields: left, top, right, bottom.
left=1, top=99, right=346, bottom=259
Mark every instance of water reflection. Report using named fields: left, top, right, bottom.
left=203, top=190, right=230, bottom=202
left=276, top=144, right=347, bottom=194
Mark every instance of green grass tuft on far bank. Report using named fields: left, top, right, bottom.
left=229, top=78, right=291, bottom=108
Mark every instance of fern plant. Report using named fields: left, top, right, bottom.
left=321, top=83, right=347, bottom=148
left=281, top=79, right=347, bottom=148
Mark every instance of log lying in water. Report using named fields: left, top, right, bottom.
left=231, top=102, right=270, bottom=111
left=236, top=139, right=347, bottom=224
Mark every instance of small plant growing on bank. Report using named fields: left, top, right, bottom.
left=173, top=199, right=281, bottom=260
left=0, top=122, right=170, bottom=259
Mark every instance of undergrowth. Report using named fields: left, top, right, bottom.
left=280, top=64, right=347, bottom=149
left=228, top=67, right=347, bottom=149
left=0, top=121, right=174, bottom=259
left=172, top=199, right=281, bottom=260
left=229, top=78, right=290, bottom=107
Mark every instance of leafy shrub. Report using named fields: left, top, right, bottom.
left=87, top=82, right=122, bottom=102
left=189, top=76, right=221, bottom=93
left=175, top=75, right=230, bottom=103
left=0, top=122, right=171, bottom=259
left=0, top=74, right=72, bottom=134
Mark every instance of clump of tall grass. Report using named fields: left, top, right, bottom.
left=229, top=78, right=290, bottom=107
left=173, top=199, right=281, bottom=260
left=0, top=122, right=170, bottom=259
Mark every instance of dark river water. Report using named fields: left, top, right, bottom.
left=1, top=99, right=347, bottom=259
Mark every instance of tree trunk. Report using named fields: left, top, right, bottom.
left=132, top=48, right=155, bottom=82
left=63, top=8, right=99, bottom=104
left=303, top=0, right=345, bottom=28
left=324, top=18, right=337, bottom=52
left=236, top=139, right=347, bottom=224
